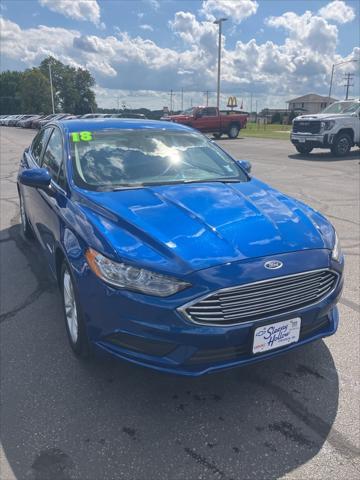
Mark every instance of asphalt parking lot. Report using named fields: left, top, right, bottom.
left=1, top=126, right=359, bottom=480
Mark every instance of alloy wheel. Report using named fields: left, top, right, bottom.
left=63, top=270, right=79, bottom=344
left=338, top=137, right=350, bottom=155
left=19, top=195, right=26, bottom=231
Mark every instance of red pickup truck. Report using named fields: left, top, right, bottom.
left=165, top=106, right=247, bottom=139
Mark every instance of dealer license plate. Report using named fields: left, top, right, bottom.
left=299, top=138, right=306, bottom=143
left=252, top=318, right=301, bottom=354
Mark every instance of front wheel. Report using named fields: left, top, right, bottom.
left=228, top=124, right=240, bottom=139
left=295, top=145, right=313, bottom=154
left=331, top=133, right=352, bottom=157
left=61, top=262, right=91, bottom=358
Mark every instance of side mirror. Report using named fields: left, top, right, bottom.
left=19, top=168, right=51, bottom=189
left=236, top=160, right=252, bottom=174
left=194, top=111, right=201, bottom=119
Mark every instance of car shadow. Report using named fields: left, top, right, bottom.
left=289, top=149, right=360, bottom=162
left=1, top=223, right=342, bottom=480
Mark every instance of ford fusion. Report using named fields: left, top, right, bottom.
left=17, top=119, right=344, bottom=376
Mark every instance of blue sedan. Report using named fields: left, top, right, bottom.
left=17, top=119, right=344, bottom=376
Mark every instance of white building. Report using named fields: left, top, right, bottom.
left=286, top=94, right=337, bottom=114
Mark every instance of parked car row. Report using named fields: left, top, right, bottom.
left=0, top=112, right=147, bottom=129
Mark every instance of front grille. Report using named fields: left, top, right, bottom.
left=185, top=317, right=330, bottom=365
left=182, top=270, right=338, bottom=326
left=293, top=120, right=321, bottom=134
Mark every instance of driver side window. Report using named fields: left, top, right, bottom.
left=31, top=128, right=52, bottom=165
left=41, top=128, right=63, bottom=181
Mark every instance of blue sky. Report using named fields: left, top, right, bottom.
left=1, top=0, right=359, bottom=111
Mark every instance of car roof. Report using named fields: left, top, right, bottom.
left=55, top=118, right=194, bottom=133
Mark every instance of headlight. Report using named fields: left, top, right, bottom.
left=331, top=231, right=342, bottom=262
left=85, top=248, right=190, bottom=297
left=321, top=120, right=335, bottom=131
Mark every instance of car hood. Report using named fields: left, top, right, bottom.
left=295, top=113, right=353, bottom=121
left=77, top=179, right=334, bottom=274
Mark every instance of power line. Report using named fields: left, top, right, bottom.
left=343, top=72, right=354, bottom=100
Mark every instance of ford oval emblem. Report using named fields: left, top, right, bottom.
left=264, top=260, right=283, bottom=270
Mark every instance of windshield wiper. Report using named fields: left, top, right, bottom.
left=108, top=178, right=241, bottom=190
left=182, top=178, right=241, bottom=184
left=108, top=183, right=145, bottom=191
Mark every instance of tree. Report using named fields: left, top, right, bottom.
left=39, top=56, right=66, bottom=111
left=19, top=68, right=51, bottom=114
left=39, top=56, right=97, bottom=114
left=271, top=111, right=282, bottom=124
left=0, top=70, right=22, bottom=114
left=289, top=110, right=298, bottom=123
left=1, top=57, right=97, bottom=115
left=73, top=68, right=97, bottom=114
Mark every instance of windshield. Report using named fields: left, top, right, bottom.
left=70, top=129, right=247, bottom=190
left=321, top=101, right=359, bottom=114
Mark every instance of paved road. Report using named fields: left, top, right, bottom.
left=1, top=127, right=359, bottom=480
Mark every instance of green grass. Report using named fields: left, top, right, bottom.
left=240, top=122, right=291, bottom=140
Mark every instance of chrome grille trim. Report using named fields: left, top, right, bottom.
left=178, top=269, right=339, bottom=327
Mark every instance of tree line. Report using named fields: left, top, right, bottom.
left=0, top=56, right=97, bottom=115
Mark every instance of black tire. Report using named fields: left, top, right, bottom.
left=331, top=133, right=352, bottom=157
left=61, top=262, right=91, bottom=358
left=228, top=124, right=240, bottom=139
left=19, top=190, right=34, bottom=239
left=295, top=145, right=313, bottom=154
left=212, top=132, right=222, bottom=139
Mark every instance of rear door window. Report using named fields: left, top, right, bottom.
left=202, top=108, right=217, bottom=117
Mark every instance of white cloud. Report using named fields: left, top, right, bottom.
left=266, top=11, right=338, bottom=54
left=0, top=3, right=358, bottom=110
left=200, top=0, right=258, bottom=24
left=0, top=16, right=78, bottom=65
left=319, top=1, right=355, bottom=24
left=39, top=0, right=102, bottom=26
left=169, top=11, right=218, bottom=55
left=140, top=24, right=154, bottom=32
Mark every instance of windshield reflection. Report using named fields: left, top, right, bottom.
left=70, top=130, right=247, bottom=190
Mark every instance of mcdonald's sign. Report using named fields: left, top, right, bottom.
left=227, top=96, right=237, bottom=108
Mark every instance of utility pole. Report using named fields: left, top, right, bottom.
left=214, top=18, right=227, bottom=110
left=181, top=88, right=184, bottom=111
left=343, top=72, right=354, bottom=100
left=250, top=93, right=253, bottom=113
left=328, top=64, right=335, bottom=103
left=48, top=63, right=55, bottom=114
left=328, top=59, right=358, bottom=102
left=169, top=89, right=174, bottom=113
left=204, top=90, right=209, bottom=106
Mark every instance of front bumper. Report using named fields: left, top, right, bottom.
left=74, top=249, right=344, bottom=376
left=291, top=132, right=335, bottom=148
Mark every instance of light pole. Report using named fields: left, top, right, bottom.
left=48, top=63, right=55, bottom=114
left=328, top=59, right=358, bottom=102
left=214, top=18, right=227, bottom=110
